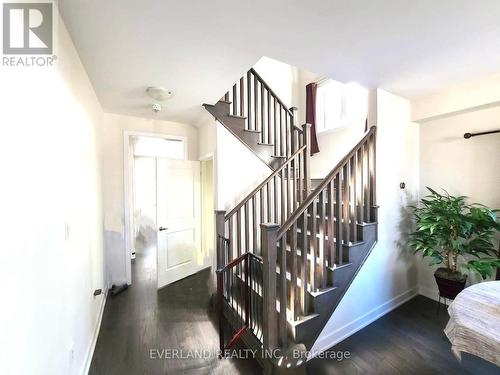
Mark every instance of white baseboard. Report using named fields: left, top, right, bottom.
left=311, top=287, right=419, bottom=357
left=81, top=292, right=107, bottom=375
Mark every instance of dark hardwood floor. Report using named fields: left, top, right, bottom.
left=89, top=245, right=261, bottom=375
left=307, top=296, right=499, bottom=375
left=90, top=246, right=499, bottom=375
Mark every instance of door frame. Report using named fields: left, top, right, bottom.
left=199, top=152, right=217, bottom=274
left=123, top=130, right=188, bottom=285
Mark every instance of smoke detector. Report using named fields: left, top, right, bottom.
left=151, top=103, right=162, bottom=113
left=146, top=86, right=173, bottom=101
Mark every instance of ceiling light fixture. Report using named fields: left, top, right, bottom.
left=146, top=86, right=173, bottom=101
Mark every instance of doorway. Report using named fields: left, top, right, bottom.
left=124, top=132, right=214, bottom=289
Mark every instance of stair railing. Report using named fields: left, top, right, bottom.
left=260, top=126, right=377, bottom=351
left=223, top=68, right=303, bottom=158
left=216, top=249, right=263, bottom=355
left=215, top=123, right=311, bottom=270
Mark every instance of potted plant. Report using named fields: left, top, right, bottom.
left=409, top=188, right=500, bottom=299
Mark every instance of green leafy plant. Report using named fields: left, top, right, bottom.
left=409, top=187, right=500, bottom=279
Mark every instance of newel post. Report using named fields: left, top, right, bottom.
left=261, top=223, right=279, bottom=352
left=289, top=106, right=298, bottom=153
left=215, top=210, right=226, bottom=269
left=302, top=123, right=312, bottom=197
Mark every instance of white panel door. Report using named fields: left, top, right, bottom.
left=156, top=158, right=203, bottom=288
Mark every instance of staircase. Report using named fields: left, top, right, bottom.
left=204, top=68, right=302, bottom=170
left=205, top=68, right=377, bottom=373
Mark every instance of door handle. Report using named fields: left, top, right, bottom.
left=159, top=226, right=168, bottom=232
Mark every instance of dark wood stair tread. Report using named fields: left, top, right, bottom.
left=227, top=113, right=247, bottom=119
left=243, top=128, right=261, bottom=133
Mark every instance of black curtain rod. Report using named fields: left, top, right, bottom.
left=464, top=129, right=500, bottom=139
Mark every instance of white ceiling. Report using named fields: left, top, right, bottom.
left=59, top=0, right=500, bottom=125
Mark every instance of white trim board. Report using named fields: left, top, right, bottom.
left=81, top=294, right=107, bottom=375
left=310, top=288, right=419, bottom=358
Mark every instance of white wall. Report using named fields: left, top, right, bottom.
left=411, top=72, right=500, bottom=122
left=253, top=56, right=298, bottom=109
left=215, top=122, right=271, bottom=211
left=310, top=125, right=365, bottom=178
left=418, top=104, right=500, bottom=300
left=253, top=56, right=320, bottom=128
left=102, top=113, right=198, bottom=285
left=0, top=11, right=105, bottom=375
left=197, top=113, right=217, bottom=160
left=311, top=89, right=420, bottom=354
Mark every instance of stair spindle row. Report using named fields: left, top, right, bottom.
left=223, top=68, right=302, bottom=159
left=259, top=126, right=377, bottom=350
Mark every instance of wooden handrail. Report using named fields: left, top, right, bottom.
left=225, top=144, right=307, bottom=220
left=277, top=126, right=377, bottom=239
left=249, top=69, right=292, bottom=115
left=217, top=251, right=262, bottom=272
left=249, top=68, right=303, bottom=133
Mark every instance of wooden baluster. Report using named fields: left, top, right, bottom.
left=366, top=140, right=371, bottom=222
left=250, top=256, right=254, bottom=330
left=290, top=107, right=297, bottom=155
left=285, top=113, right=289, bottom=158
left=261, top=223, right=278, bottom=351
left=273, top=176, right=278, bottom=224
left=266, top=182, right=271, bottom=223
left=357, top=147, right=364, bottom=224
left=370, top=132, right=377, bottom=222
left=290, top=222, right=298, bottom=321
left=260, top=189, right=264, bottom=227
left=252, top=197, right=257, bottom=253
left=342, top=163, right=350, bottom=253
left=350, top=156, right=357, bottom=243
left=280, top=234, right=288, bottom=348
left=328, top=182, right=335, bottom=267
left=240, top=77, right=244, bottom=119
left=279, top=107, right=284, bottom=157
left=236, top=209, right=242, bottom=259
left=232, top=83, right=237, bottom=115
left=247, top=72, right=252, bottom=130
left=311, top=197, right=318, bottom=291
left=292, top=154, right=297, bottom=211
left=216, top=270, right=224, bottom=353
left=303, top=123, right=312, bottom=198
left=280, top=169, right=286, bottom=224
left=318, top=189, right=326, bottom=288
left=215, top=210, right=226, bottom=268
left=244, top=202, right=250, bottom=252
left=246, top=255, right=251, bottom=327
left=254, top=74, right=258, bottom=132
left=260, top=84, right=265, bottom=143
left=298, top=151, right=304, bottom=205
left=267, top=91, right=271, bottom=144
left=286, top=160, right=292, bottom=219
left=228, top=215, right=233, bottom=261
left=300, top=210, right=309, bottom=315
left=274, top=98, right=278, bottom=155
left=335, top=173, right=343, bottom=265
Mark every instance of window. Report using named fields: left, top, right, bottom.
left=315, top=79, right=368, bottom=133
left=132, top=136, right=186, bottom=159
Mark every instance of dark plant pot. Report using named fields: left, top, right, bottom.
left=434, top=267, right=467, bottom=300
